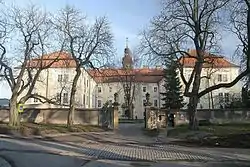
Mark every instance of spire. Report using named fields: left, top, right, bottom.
left=125, top=37, right=128, bottom=48
left=122, top=37, right=133, bottom=69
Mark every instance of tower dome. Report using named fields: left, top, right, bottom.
left=122, top=38, right=133, bottom=69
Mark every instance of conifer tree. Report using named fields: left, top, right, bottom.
left=161, top=58, right=184, bottom=110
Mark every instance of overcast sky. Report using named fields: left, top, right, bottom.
left=0, top=0, right=240, bottom=98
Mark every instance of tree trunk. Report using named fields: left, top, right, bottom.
left=211, top=91, right=214, bottom=109
left=188, top=96, right=199, bottom=130
left=188, top=58, right=203, bottom=130
left=128, top=104, right=133, bottom=119
left=9, top=94, right=19, bottom=127
left=68, top=66, right=81, bottom=127
left=165, top=109, right=169, bottom=128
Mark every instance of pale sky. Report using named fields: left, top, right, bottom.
left=0, top=0, right=240, bottom=98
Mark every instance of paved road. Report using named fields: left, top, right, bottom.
left=0, top=123, right=250, bottom=166
left=0, top=137, right=249, bottom=167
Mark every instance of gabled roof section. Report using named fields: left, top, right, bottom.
left=88, top=68, right=164, bottom=83
left=179, top=49, right=239, bottom=68
left=27, top=51, right=76, bottom=68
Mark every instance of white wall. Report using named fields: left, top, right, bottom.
left=95, top=82, right=161, bottom=119
left=179, top=67, right=242, bottom=109
left=19, top=67, right=96, bottom=108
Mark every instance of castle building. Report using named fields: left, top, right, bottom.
left=21, top=46, right=242, bottom=119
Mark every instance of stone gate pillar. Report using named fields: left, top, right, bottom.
left=112, top=93, right=120, bottom=130
left=144, top=92, right=152, bottom=129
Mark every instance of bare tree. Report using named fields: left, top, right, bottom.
left=107, top=47, right=144, bottom=119
left=0, top=4, right=63, bottom=127
left=139, top=0, right=244, bottom=129
left=228, top=0, right=250, bottom=98
left=55, top=5, right=114, bottom=127
left=197, top=0, right=250, bottom=98
left=121, top=69, right=136, bottom=119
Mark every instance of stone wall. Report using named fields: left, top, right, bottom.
left=144, top=108, right=250, bottom=127
left=0, top=108, right=102, bottom=125
left=178, top=108, right=250, bottom=123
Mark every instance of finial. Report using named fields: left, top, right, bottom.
left=126, top=37, right=128, bottom=48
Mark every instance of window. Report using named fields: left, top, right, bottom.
left=218, top=74, right=222, bottom=82
left=84, top=78, right=86, bottom=92
left=126, top=64, right=131, bottom=69
left=225, top=93, right=230, bottom=103
left=56, top=93, right=60, bottom=103
left=63, top=93, right=68, bottom=104
left=154, top=87, right=158, bottom=92
left=109, top=87, right=112, bottom=92
left=143, top=99, right=146, bottom=106
left=63, top=74, right=69, bottom=82
left=97, top=100, right=102, bottom=108
left=58, top=74, right=63, bottom=82
left=154, top=100, right=158, bottom=107
left=109, top=100, right=112, bottom=104
left=87, top=80, right=89, bottom=87
left=37, top=76, right=42, bottom=82
left=223, top=74, right=228, bottom=82
left=143, top=86, right=146, bottom=92
left=83, top=94, right=85, bottom=105
left=98, top=87, right=101, bottom=93
left=33, top=93, right=38, bottom=102
left=218, top=93, right=223, bottom=103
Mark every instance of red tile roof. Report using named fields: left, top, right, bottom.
left=27, top=49, right=239, bottom=83
left=88, top=68, right=164, bottom=83
left=27, top=51, right=76, bottom=68
left=179, top=49, right=239, bottom=68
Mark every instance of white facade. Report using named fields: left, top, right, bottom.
left=95, top=81, right=161, bottom=119
left=183, top=66, right=242, bottom=109
left=20, top=67, right=96, bottom=109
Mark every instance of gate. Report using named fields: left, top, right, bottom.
left=100, top=102, right=112, bottom=128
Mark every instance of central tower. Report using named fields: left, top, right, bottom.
left=122, top=38, right=133, bottom=69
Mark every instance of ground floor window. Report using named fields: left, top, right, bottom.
left=63, top=93, right=68, bottom=104
left=97, top=100, right=102, bottom=108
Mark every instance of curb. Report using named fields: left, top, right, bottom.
left=0, top=134, right=52, bottom=142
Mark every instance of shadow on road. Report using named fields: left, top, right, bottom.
left=0, top=137, right=152, bottom=161
left=0, top=135, right=217, bottom=162
left=1, top=138, right=250, bottom=167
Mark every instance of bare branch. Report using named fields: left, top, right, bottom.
left=53, top=5, right=114, bottom=126
left=198, top=69, right=250, bottom=98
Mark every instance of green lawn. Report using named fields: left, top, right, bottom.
left=168, top=122, right=250, bottom=137
left=167, top=123, right=250, bottom=148
left=142, top=128, right=160, bottom=137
